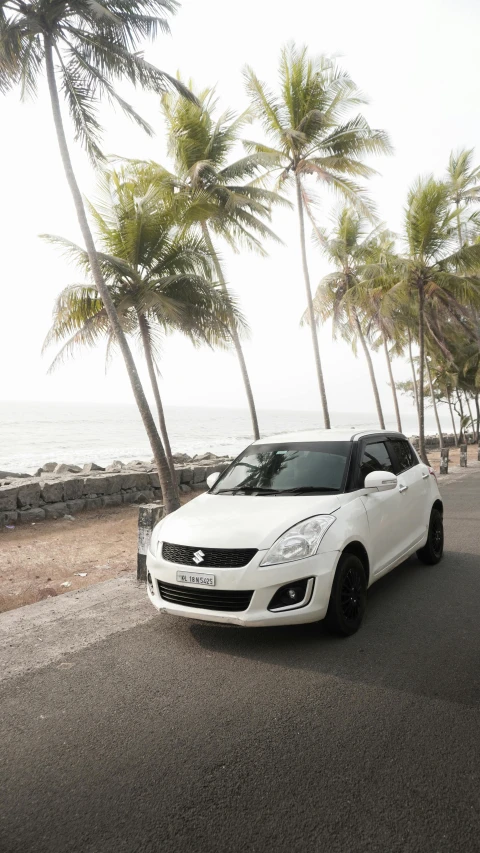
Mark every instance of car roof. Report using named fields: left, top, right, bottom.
left=252, top=428, right=406, bottom=444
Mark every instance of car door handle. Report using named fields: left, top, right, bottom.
left=399, top=483, right=408, bottom=493
left=422, top=472, right=429, bottom=479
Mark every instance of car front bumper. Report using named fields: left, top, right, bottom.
left=146, top=547, right=340, bottom=627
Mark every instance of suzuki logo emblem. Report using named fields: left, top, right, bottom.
left=192, top=549, right=205, bottom=565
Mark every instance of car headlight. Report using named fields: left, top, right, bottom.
left=260, top=515, right=336, bottom=567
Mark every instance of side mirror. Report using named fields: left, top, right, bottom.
left=364, top=470, right=397, bottom=492
left=206, top=472, right=220, bottom=490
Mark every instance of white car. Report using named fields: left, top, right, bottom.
left=146, top=430, right=443, bottom=636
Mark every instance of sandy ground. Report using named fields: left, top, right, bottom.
left=427, top=442, right=479, bottom=470
left=1, top=447, right=478, bottom=614
left=0, top=491, right=200, bottom=614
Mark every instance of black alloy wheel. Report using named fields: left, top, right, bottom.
left=325, top=553, right=367, bottom=637
left=417, top=508, right=444, bottom=565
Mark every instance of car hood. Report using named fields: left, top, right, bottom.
left=157, top=492, right=341, bottom=551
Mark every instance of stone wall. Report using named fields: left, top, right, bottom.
left=409, top=434, right=472, bottom=450
left=0, top=457, right=231, bottom=526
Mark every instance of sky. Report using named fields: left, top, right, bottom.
left=2, top=0, right=479, bottom=417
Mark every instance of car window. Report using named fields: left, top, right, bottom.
left=359, top=441, right=394, bottom=486
left=211, top=441, right=351, bottom=494
left=389, top=439, right=418, bottom=473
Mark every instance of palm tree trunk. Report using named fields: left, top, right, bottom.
left=455, top=200, right=463, bottom=247
left=417, top=282, right=428, bottom=464
left=407, top=327, right=419, bottom=416
left=455, top=389, right=465, bottom=443
left=426, top=359, right=443, bottom=450
left=295, top=174, right=330, bottom=429
left=43, top=36, right=179, bottom=514
left=475, top=391, right=480, bottom=444
left=383, top=338, right=402, bottom=432
left=353, top=312, right=385, bottom=429
left=201, top=223, right=260, bottom=440
left=137, top=313, right=179, bottom=499
left=465, top=394, right=475, bottom=441
left=447, top=390, right=458, bottom=444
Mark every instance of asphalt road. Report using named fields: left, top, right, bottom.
left=1, top=475, right=479, bottom=853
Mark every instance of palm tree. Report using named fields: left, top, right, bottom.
left=446, top=149, right=480, bottom=246
left=43, top=168, right=240, bottom=489
left=0, top=0, right=193, bottom=513
left=307, top=207, right=386, bottom=428
left=244, top=43, right=392, bottom=428
left=394, top=177, right=480, bottom=462
left=356, top=232, right=404, bottom=432
left=147, top=85, right=286, bottom=440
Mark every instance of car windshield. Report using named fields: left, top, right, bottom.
left=211, top=441, right=351, bottom=495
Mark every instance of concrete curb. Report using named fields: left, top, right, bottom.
left=0, top=576, right=154, bottom=683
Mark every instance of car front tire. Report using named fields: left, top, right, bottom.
left=325, top=553, right=367, bottom=637
left=416, top=507, right=444, bottom=565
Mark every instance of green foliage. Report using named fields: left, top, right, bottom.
left=0, top=0, right=194, bottom=162
left=149, top=83, right=288, bottom=254
left=43, top=166, right=244, bottom=368
left=244, top=43, right=392, bottom=215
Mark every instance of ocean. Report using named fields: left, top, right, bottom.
left=0, top=401, right=444, bottom=475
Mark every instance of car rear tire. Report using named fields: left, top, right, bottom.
left=416, top=508, right=444, bottom=565
left=325, top=553, right=367, bottom=637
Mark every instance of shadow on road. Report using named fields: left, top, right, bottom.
left=188, top=550, right=480, bottom=709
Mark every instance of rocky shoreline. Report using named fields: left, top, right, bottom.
left=1, top=432, right=475, bottom=527
left=0, top=453, right=232, bottom=526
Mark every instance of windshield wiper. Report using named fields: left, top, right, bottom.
left=215, top=486, right=280, bottom=495
left=275, top=486, right=338, bottom=495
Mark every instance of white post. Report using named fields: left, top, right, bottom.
left=138, top=503, right=164, bottom=582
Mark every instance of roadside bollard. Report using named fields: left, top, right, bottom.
left=477, top=445, right=480, bottom=462
left=440, top=448, right=449, bottom=475
left=137, top=502, right=164, bottom=582
left=460, top=444, right=467, bottom=468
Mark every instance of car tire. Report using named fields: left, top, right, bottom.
left=416, top=508, right=444, bottom=565
left=325, top=553, right=367, bottom=637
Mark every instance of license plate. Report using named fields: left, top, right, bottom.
left=176, top=571, right=215, bottom=587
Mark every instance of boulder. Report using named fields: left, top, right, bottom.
left=180, top=466, right=194, bottom=484
left=18, top=507, right=46, bottom=523
left=66, top=498, right=86, bottom=514
left=0, top=469, right=31, bottom=479
left=193, top=466, right=207, bottom=484
left=119, top=472, right=149, bottom=491
left=104, top=464, right=123, bottom=473
left=172, top=452, right=192, bottom=463
left=180, top=484, right=192, bottom=494
left=125, top=460, right=146, bottom=469
left=149, top=472, right=160, bottom=489
left=41, top=480, right=65, bottom=503
left=122, top=490, right=140, bottom=504
left=102, top=493, right=123, bottom=508
left=17, top=481, right=42, bottom=508
left=1, top=510, right=18, bottom=525
left=44, top=502, right=68, bottom=519
left=113, top=460, right=125, bottom=468
left=85, top=496, right=103, bottom=511
left=133, top=489, right=155, bottom=504
left=82, top=462, right=105, bottom=474
left=54, top=463, right=82, bottom=475
left=42, top=462, right=58, bottom=473
left=64, top=478, right=84, bottom=501
left=0, top=486, right=19, bottom=512
left=82, top=475, right=113, bottom=496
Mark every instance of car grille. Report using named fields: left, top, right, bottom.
left=158, top=581, right=254, bottom=612
left=162, top=542, right=257, bottom=569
